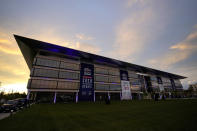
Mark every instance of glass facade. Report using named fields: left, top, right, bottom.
left=28, top=55, right=182, bottom=95
left=33, top=68, right=59, bottom=78
left=109, top=84, right=121, bottom=90
left=95, top=67, right=108, bottom=75
left=95, top=75, right=109, bottom=82
left=128, top=71, right=142, bottom=92
left=57, top=81, right=79, bottom=89
left=109, top=76, right=120, bottom=83
left=36, top=58, right=60, bottom=68
left=129, top=78, right=141, bottom=86
left=30, top=79, right=57, bottom=89
left=128, top=71, right=138, bottom=79
left=60, top=61, right=79, bottom=70
left=59, top=71, right=79, bottom=80
left=95, top=83, right=109, bottom=90
left=108, top=69, right=119, bottom=76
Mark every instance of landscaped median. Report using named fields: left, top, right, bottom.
left=0, top=100, right=197, bottom=131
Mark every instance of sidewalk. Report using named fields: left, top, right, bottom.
left=0, top=113, right=10, bottom=120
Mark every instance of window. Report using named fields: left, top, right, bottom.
left=95, top=67, right=108, bottom=74
left=162, top=77, right=171, bottom=83
left=95, top=75, right=109, bottom=82
left=60, top=62, right=79, bottom=70
left=57, top=81, right=79, bottom=89
left=150, top=76, right=157, bottom=81
left=109, top=84, right=121, bottom=91
left=130, top=86, right=141, bottom=91
left=33, top=68, right=58, bottom=78
left=128, top=72, right=138, bottom=79
left=36, top=58, right=59, bottom=68
left=59, top=71, right=79, bottom=80
left=95, top=83, right=109, bottom=90
left=157, top=77, right=162, bottom=84
left=151, top=81, right=159, bottom=87
left=30, top=79, right=57, bottom=89
left=174, top=80, right=182, bottom=87
left=109, top=69, right=119, bottom=76
left=109, top=76, right=120, bottom=83
left=129, top=78, right=141, bottom=86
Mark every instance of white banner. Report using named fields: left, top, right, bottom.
left=121, top=80, right=132, bottom=100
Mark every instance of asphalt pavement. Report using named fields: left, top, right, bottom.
left=0, top=113, right=10, bottom=120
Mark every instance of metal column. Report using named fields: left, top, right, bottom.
left=53, top=92, right=57, bottom=104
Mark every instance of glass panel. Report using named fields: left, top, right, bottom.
left=109, top=76, right=120, bottom=83
left=60, top=62, right=79, bottom=70
left=150, top=76, right=157, bottom=81
left=57, top=81, right=79, bottom=89
left=151, top=81, right=159, bottom=87
left=95, top=67, right=108, bottom=74
left=162, top=77, right=171, bottom=83
left=157, top=77, right=162, bottom=84
left=129, top=78, right=141, bottom=86
left=33, top=68, right=58, bottom=78
left=31, top=79, right=57, bottom=89
left=95, top=83, right=109, bottom=90
left=95, top=75, right=109, bottom=82
left=59, top=71, right=79, bottom=80
left=109, top=69, right=119, bottom=76
left=109, top=84, right=121, bottom=91
left=128, top=71, right=138, bottom=78
left=36, top=58, right=59, bottom=68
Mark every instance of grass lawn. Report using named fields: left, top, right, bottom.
left=0, top=99, right=197, bottom=131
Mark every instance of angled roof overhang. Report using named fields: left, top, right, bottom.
left=14, top=35, right=187, bottom=79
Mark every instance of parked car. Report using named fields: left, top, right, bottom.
left=1, top=100, right=19, bottom=112
left=0, top=106, right=3, bottom=113
left=14, top=98, right=29, bottom=108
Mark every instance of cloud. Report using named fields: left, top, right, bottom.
left=170, top=32, right=197, bottom=51
left=0, top=42, right=20, bottom=55
left=75, top=42, right=101, bottom=54
left=0, top=39, right=11, bottom=44
left=149, top=51, right=190, bottom=69
left=0, top=54, right=29, bottom=92
left=126, top=0, right=149, bottom=7
left=76, top=33, right=94, bottom=40
left=32, top=31, right=100, bottom=54
left=34, top=30, right=100, bottom=54
left=109, top=4, right=157, bottom=61
left=0, top=62, right=27, bottom=76
left=0, top=35, right=21, bottom=55
left=147, top=25, right=197, bottom=89
left=148, top=26, right=197, bottom=69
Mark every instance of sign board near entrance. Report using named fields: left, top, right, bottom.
left=120, top=70, right=132, bottom=100
left=79, top=63, right=94, bottom=101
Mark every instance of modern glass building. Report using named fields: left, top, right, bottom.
left=14, top=35, right=186, bottom=103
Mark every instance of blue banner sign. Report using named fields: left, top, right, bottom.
left=79, top=63, right=94, bottom=101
